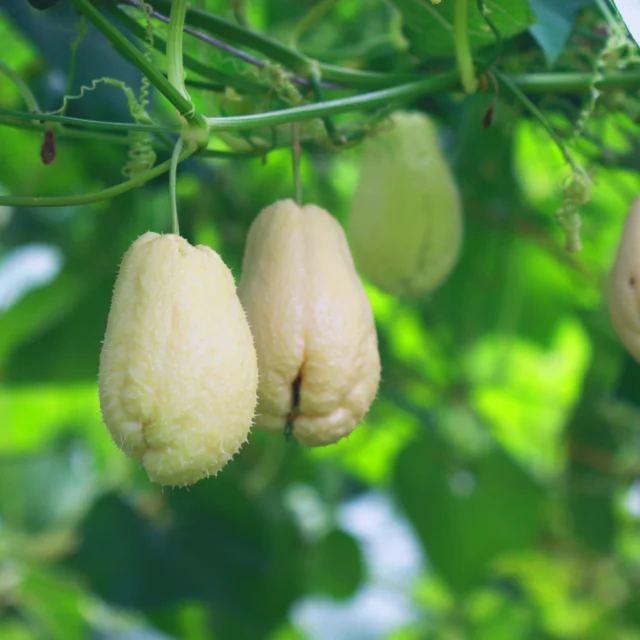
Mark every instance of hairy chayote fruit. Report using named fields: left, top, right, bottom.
left=347, top=111, right=463, bottom=297
left=238, top=199, right=381, bottom=447
left=99, top=232, right=258, bottom=487
left=608, top=197, right=640, bottom=361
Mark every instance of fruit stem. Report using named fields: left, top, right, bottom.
left=170, top=137, right=185, bottom=235
left=292, top=123, right=302, bottom=206
left=454, top=0, right=478, bottom=94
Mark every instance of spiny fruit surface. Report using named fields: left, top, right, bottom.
left=238, top=199, right=381, bottom=447
left=347, top=111, right=463, bottom=298
left=98, top=232, right=258, bottom=487
left=608, top=196, right=640, bottom=361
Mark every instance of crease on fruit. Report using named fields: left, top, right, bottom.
left=238, top=199, right=380, bottom=446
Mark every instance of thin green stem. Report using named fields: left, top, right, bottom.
left=454, top=0, right=478, bottom=93
left=0, top=145, right=197, bottom=208
left=170, top=137, right=185, bottom=234
left=476, top=0, right=503, bottom=69
left=5, top=69, right=640, bottom=141
left=309, top=64, right=346, bottom=144
left=0, top=108, right=180, bottom=133
left=1, top=118, right=131, bottom=145
left=204, top=71, right=457, bottom=131
left=595, top=0, right=620, bottom=31
left=506, top=70, right=640, bottom=93
left=0, top=61, right=40, bottom=114
left=496, top=71, right=585, bottom=176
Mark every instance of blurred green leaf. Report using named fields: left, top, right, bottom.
left=528, top=0, right=591, bottom=66
left=0, top=435, right=96, bottom=532
left=0, top=620, right=36, bottom=640
left=0, top=271, right=86, bottom=372
left=19, top=569, right=90, bottom=640
left=5, top=275, right=112, bottom=383
left=394, top=428, right=545, bottom=594
left=69, top=468, right=303, bottom=638
left=390, top=0, right=535, bottom=59
left=566, top=349, right=621, bottom=554
left=306, top=529, right=365, bottom=600
left=67, top=492, right=183, bottom=609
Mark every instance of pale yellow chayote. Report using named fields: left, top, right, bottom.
left=608, top=196, right=640, bottom=361
left=98, top=232, right=258, bottom=487
left=347, top=111, right=463, bottom=298
left=238, top=199, right=381, bottom=447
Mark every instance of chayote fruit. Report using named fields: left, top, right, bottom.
left=608, top=196, right=640, bottom=361
left=238, top=199, right=381, bottom=447
left=347, top=111, right=463, bottom=297
left=98, top=232, right=258, bottom=487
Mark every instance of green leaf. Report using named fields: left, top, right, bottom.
left=306, top=529, right=365, bottom=600
left=393, top=428, right=545, bottom=594
left=67, top=492, right=187, bottom=609
left=0, top=620, right=36, bottom=640
left=0, top=271, right=86, bottom=371
left=528, top=0, right=591, bottom=66
left=614, top=353, right=640, bottom=411
left=566, top=350, right=621, bottom=554
left=19, top=569, right=90, bottom=640
left=0, top=435, right=97, bottom=533
left=4, top=275, right=113, bottom=383
left=69, top=467, right=303, bottom=637
left=389, top=0, right=535, bottom=59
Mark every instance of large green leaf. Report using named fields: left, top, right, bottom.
left=0, top=271, right=86, bottom=373
left=19, top=569, right=90, bottom=640
left=393, top=428, right=545, bottom=594
left=306, top=529, right=365, bottom=600
left=68, top=466, right=303, bottom=638
left=528, top=0, right=591, bottom=66
left=565, top=348, right=625, bottom=554
left=0, top=435, right=97, bottom=532
left=389, top=0, right=535, bottom=59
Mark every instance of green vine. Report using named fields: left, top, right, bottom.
left=3, top=0, right=640, bottom=226
left=0, top=145, right=197, bottom=208
left=454, top=0, right=478, bottom=94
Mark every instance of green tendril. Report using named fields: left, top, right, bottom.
left=570, top=7, right=635, bottom=145
left=123, top=0, right=157, bottom=179
left=497, top=70, right=591, bottom=252
left=557, top=172, right=591, bottom=253
left=60, top=18, right=89, bottom=116
left=49, top=77, right=139, bottom=118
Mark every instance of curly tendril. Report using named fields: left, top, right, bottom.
left=123, top=0, right=157, bottom=179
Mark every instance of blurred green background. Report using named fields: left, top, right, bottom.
left=2, top=0, right=640, bottom=638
